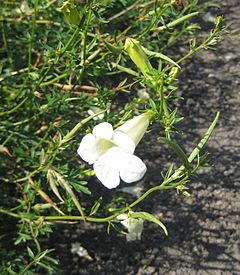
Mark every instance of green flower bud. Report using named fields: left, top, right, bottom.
left=58, top=0, right=80, bottom=26
left=124, top=38, right=153, bottom=77
left=215, top=16, right=224, bottom=30
left=168, top=67, right=180, bottom=83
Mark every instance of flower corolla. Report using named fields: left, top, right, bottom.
left=77, top=112, right=152, bottom=189
left=117, top=213, right=144, bottom=242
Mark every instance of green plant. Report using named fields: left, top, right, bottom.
left=0, top=0, right=224, bottom=273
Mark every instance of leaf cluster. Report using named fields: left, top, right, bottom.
left=0, top=0, right=224, bottom=273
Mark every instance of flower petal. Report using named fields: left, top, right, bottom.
left=119, top=154, right=147, bottom=183
left=93, top=122, right=113, bottom=139
left=93, top=147, right=125, bottom=189
left=127, top=218, right=144, bottom=241
left=77, top=134, right=100, bottom=165
left=112, top=130, right=135, bottom=154
left=87, top=109, right=98, bottom=121
left=116, top=214, right=128, bottom=228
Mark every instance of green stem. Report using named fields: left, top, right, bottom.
left=19, top=260, right=36, bottom=275
left=40, top=73, right=68, bottom=87
left=0, top=97, right=28, bottom=117
left=158, top=83, right=164, bottom=117
left=0, top=18, right=61, bottom=26
left=28, top=0, right=39, bottom=72
left=44, top=180, right=178, bottom=223
left=165, top=28, right=219, bottom=72
left=128, top=183, right=171, bottom=209
left=29, top=221, right=41, bottom=253
left=78, top=10, right=92, bottom=83
left=1, top=21, right=12, bottom=66
left=0, top=208, right=22, bottom=218
left=0, top=178, right=172, bottom=224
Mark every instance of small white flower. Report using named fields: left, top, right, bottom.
left=87, top=103, right=111, bottom=121
left=137, top=89, right=150, bottom=100
left=121, top=184, right=143, bottom=197
left=87, top=107, right=105, bottom=120
left=77, top=112, right=152, bottom=189
left=117, top=213, right=144, bottom=242
left=71, top=242, right=92, bottom=261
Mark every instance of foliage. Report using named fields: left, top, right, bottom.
left=0, top=0, right=224, bottom=273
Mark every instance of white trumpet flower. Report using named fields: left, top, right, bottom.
left=117, top=213, right=144, bottom=242
left=77, top=112, right=152, bottom=189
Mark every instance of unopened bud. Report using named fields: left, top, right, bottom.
left=33, top=203, right=52, bottom=211
left=168, top=67, right=180, bottom=83
left=124, top=38, right=153, bottom=77
left=215, top=16, right=224, bottom=30
left=58, top=1, right=80, bottom=26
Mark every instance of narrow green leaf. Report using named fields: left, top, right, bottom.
left=164, top=164, right=174, bottom=180
left=27, top=247, right=35, bottom=259
left=37, top=249, right=55, bottom=261
left=107, top=222, right=111, bottom=235
left=71, top=182, right=91, bottom=195
left=90, top=197, right=102, bottom=216
left=55, top=172, right=85, bottom=220
left=36, top=262, right=53, bottom=271
left=131, top=212, right=168, bottom=236
left=161, top=138, right=191, bottom=170
left=188, top=112, right=220, bottom=163
left=142, top=47, right=180, bottom=68
left=110, top=62, right=139, bottom=76
left=47, top=169, right=64, bottom=202
left=61, top=180, right=85, bottom=218
left=169, top=112, right=220, bottom=181
left=153, top=12, right=199, bottom=32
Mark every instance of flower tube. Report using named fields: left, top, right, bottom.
left=77, top=112, right=152, bottom=189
